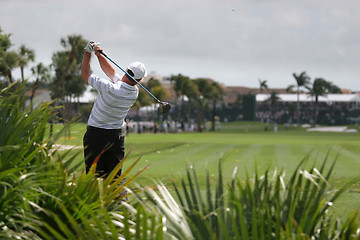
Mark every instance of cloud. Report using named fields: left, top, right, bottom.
left=1, top=0, right=359, bottom=89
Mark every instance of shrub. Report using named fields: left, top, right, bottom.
left=134, top=158, right=360, bottom=239
left=0, top=82, right=161, bottom=239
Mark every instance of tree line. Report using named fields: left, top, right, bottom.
left=1, top=26, right=345, bottom=130
left=258, top=71, right=342, bottom=127
left=0, top=27, right=226, bottom=132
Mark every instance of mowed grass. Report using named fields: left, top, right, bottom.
left=51, top=121, right=360, bottom=220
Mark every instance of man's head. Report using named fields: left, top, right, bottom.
left=126, top=62, right=147, bottom=81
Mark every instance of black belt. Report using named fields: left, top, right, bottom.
left=87, top=126, right=122, bottom=135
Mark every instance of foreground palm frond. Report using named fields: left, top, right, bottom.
left=131, top=182, right=195, bottom=240
left=135, top=159, right=359, bottom=239
left=0, top=82, right=161, bottom=239
left=0, top=82, right=54, bottom=239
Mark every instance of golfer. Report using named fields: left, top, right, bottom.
left=81, top=41, right=147, bottom=178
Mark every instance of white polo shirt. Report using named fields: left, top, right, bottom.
left=87, top=74, right=138, bottom=129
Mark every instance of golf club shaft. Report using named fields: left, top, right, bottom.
left=98, top=51, right=161, bottom=103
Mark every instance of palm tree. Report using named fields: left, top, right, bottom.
left=287, top=71, right=310, bottom=126
left=307, top=78, right=337, bottom=126
left=51, top=35, right=87, bottom=138
left=51, top=35, right=87, bottom=106
left=0, top=27, right=17, bottom=84
left=183, top=80, right=199, bottom=128
left=171, top=74, right=191, bottom=120
left=327, top=81, right=342, bottom=93
left=30, top=63, right=51, bottom=110
left=207, top=81, right=225, bottom=131
left=18, top=45, right=35, bottom=82
left=191, top=78, right=224, bottom=132
left=193, top=78, right=213, bottom=132
left=258, top=79, right=269, bottom=93
left=266, top=91, right=281, bottom=121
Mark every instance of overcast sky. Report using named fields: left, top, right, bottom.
left=1, top=0, right=359, bottom=91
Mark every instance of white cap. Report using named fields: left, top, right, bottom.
left=127, top=62, right=147, bottom=80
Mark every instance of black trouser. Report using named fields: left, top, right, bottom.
left=83, top=126, right=125, bottom=178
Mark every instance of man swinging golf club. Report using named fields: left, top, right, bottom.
left=81, top=41, right=147, bottom=178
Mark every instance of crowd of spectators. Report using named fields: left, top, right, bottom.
left=256, top=102, right=357, bottom=125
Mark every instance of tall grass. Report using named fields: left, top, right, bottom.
left=134, top=158, right=360, bottom=239
left=0, top=82, right=54, bottom=238
left=0, top=82, right=162, bottom=239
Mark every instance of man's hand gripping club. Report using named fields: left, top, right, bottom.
left=84, top=41, right=100, bottom=53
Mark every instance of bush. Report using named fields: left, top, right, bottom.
left=0, top=82, right=161, bottom=239
left=134, top=158, right=360, bottom=239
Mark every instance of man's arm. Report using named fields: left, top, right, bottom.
left=81, top=52, right=91, bottom=83
left=94, top=46, right=116, bottom=81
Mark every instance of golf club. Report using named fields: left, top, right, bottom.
left=97, top=50, right=171, bottom=114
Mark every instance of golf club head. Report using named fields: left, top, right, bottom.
left=159, top=102, right=171, bottom=114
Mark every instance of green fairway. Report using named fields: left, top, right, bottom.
left=52, top=121, right=360, bottom=220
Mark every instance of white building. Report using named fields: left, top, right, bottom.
left=256, top=93, right=360, bottom=105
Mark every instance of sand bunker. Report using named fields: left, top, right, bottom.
left=306, top=126, right=358, bottom=133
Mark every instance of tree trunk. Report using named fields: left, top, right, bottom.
left=181, top=95, right=185, bottom=121
left=137, top=108, right=141, bottom=134
left=211, top=100, right=216, bottom=131
left=7, top=69, right=13, bottom=83
left=29, top=79, right=39, bottom=111
left=20, top=67, right=25, bottom=82
left=310, top=96, right=315, bottom=127
left=49, top=102, right=55, bottom=138
left=187, top=100, right=192, bottom=129
left=296, top=87, right=300, bottom=126
left=197, top=104, right=202, bottom=132
left=314, top=96, right=319, bottom=126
